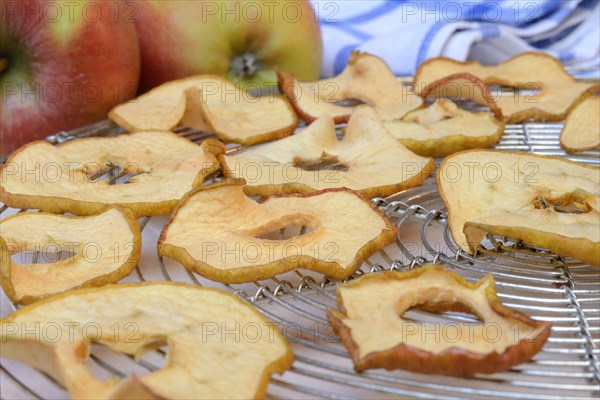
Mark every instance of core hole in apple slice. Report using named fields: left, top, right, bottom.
left=252, top=225, right=315, bottom=241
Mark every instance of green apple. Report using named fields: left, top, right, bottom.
left=134, top=0, right=322, bottom=91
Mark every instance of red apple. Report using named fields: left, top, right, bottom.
left=134, top=0, right=322, bottom=92
left=0, top=0, right=140, bottom=155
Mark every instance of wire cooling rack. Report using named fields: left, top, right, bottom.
left=1, top=85, right=599, bottom=399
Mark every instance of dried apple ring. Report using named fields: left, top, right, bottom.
left=327, top=264, right=551, bottom=376
left=560, top=96, right=600, bottom=153
left=0, top=131, right=220, bottom=217
left=383, top=98, right=504, bottom=157
left=181, top=82, right=297, bottom=146
left=158, top=180, right=396, bottom=283
left=438, top=150, right=600, bottom=266
left=219, top=106, right=434, bottom=198
left=278, top=51, right=423, bottom=123
left=413, top=52, right=599, bottom=123
left=109, top=76, right=218, bottom=132
left=0, top=208, right=141, bottom=304
left=110, top=75, right=298, bottom=145
left=1, top=282, right=293, bottom=399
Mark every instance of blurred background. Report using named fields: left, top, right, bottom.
left=316, top=0, right=600, bottom=77
left=1, top=0, right=599, bottom=154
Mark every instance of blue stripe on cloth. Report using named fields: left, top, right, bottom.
left=548, top=4, right=577, bottom=23
left=322, top=0, right=406, bottom=24
left=516, top=0, right=577, bottom=27
left=529, top=23, right=580, bottom=48
left=334, top=44, right=359, bottom=74
left=579, top=0, right=598, bottom=9
left=462, top=1, right=523, bottom=25
left=415, top=21, right=448, bottom=69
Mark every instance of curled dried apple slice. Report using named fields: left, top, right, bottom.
left=383, top=99, right=504, bottom=157
left=0, top=208, right=140, bottom=304
left=0, top=282, right=293, bottom=399
left=218, top=106, right=434, bottom=198
left=0, top=131, right=220, bottom=217
left=560, top=96, right=600, bottom=153
left=413, top=52, right=599, bottom=123
left=278, top=52, right=423, bottom=123
left=181, top=81, right=298, bottom=145
left=438, top=150, right=600, bottom=265
left=109, top=76, right=218, bottom=132
left=327, top=264, right=551, bottom=376
left=158, top=180, right=396, bottom=283
left=110, top=75, right=297, bottom=145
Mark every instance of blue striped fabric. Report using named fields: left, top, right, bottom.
left=312, top=0, right=599, bottom=77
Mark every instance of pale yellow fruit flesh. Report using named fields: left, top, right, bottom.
left=414, top=53, right=598, bottom=122
left=282, top=52, right=422, bottom=121
left=438, top=150, right=600, bottom=265
left=338, top=266, right=537, bottom=357
left=0, top=131, right=219, bottom=216
left=110, top=74, right=297, bottom=145
left=560, top=96, right=600, bottom=153
left=222, top=106, right=434, bottom=197
left=109, top=76, right=221, bottom=132
left=182, top=83, right=297, bottom=145
left=1, top=283, right=293, bottom=399
left=0, top=208, right=140, bottom=304
left=383, top=100, right=503, bottom=156
left=158, top=182, right=395, bottom=282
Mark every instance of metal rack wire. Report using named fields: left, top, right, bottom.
left=1, top=91, right=599, bottom=399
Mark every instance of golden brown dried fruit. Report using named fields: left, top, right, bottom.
left=383, top=99, right=504, bottom=157
left=1, top=282, right=293, bottom=399
left=0, top=208, right=141, bottom=304
left=158, top=180, right=396, bottom=283
left=438, top=150, right=600, bottom=265
left=110, top=75, right=297, bottom=145
left=327, top=264, right=551, bottom=376
left=0, top=132, right=220, bottom=217
left=181, top=83, right=297, bottom=145
left=413, top=52, right=599, bottom=123
left=560, top=96, right=600, bottom=153
left=278, top=52, right=423, bottom=123
left=109, top=76, right=217, bottom=132
left=218, top=106, right=434, bottom=198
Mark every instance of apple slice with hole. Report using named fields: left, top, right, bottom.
left=158, top=180, right=396, bottom=283
left=438, top=150, right=600, bottom=265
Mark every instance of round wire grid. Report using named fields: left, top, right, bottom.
left=1, top=88, right=600, bottom=399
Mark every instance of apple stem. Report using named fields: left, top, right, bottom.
left=0, top=58, right=7, bottom=74
left=232, top=53, right=258, bottom=79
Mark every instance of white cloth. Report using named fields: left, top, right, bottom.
left=313, top=0, right=600, bottom=77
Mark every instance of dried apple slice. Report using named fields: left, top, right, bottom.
left=438, top=150, right=600, bottom=265
left=110, top=75, right=298, bottom=145
left=181, top=82, right=298, bottom=145
left=560, top=96, right=600, bottom=153
left=0, top=208, right=140, bottom=304
left=0, top=282, right=293, bottom=399
left=383, top=99, right=504, bottom=157
left=413, top=52, right=599, bottom=123
left=218, top=106, right=434, bottom=198
left=109, top=76, right=218, bottom=132
left=327, top=264, right=551, bottom=376
left=278, top=52, right=423, bottom=123
left=158, top=180, right=396, bottom=283
left=0, top=131, right=220, bottom=217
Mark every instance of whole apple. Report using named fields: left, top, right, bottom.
left=0, top=0, right=140, bottom=155
left=134, top=0, right=322, bottom=92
